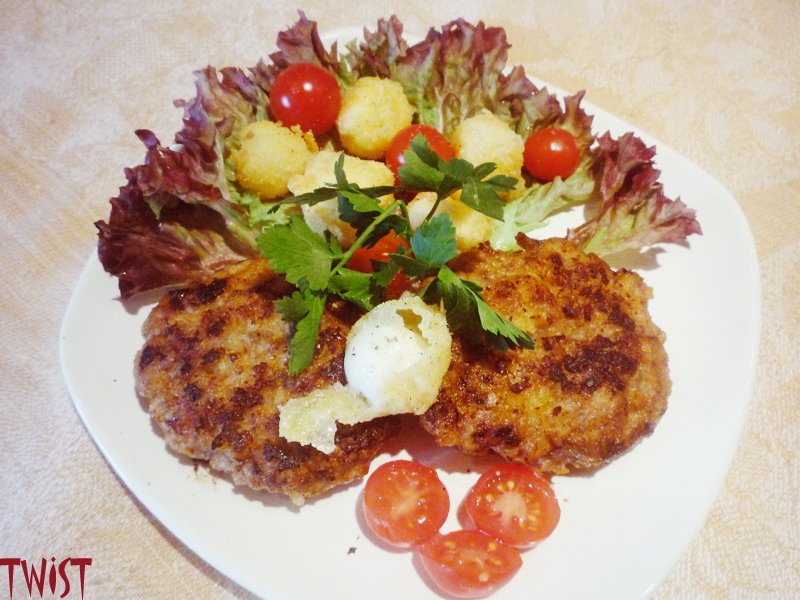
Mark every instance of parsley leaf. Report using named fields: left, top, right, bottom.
left=334, top=160, right=408, bottom=243
left=338, top=190, right=407, bottom=244
left=397, top=141, right=446, bottom=190
left=275, top=289, right=326, bottom=375
left=256, top=139, right=533, bottom=372
left=257, top=188, right=408, bottom=372
left=274, top=290, right=312, bottom=322
left=459, top=174, right=516, bottom=220
left=424, top=266, right=533, bottom=352
left=398, top=135, right=516, bottom=221
left=389, top=213, right=456, bottom=278
left=410, top=213, right=458, bottom=265
left=370, top=259, right=403, bottom=288
left=256, top=215, right=336, bottom=291
left=328, top=268, right=375, bottom=311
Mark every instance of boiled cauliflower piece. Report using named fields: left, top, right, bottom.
left=344, top=295, right=452, bottom=416
left=408, top=191, right=496, bottom=251
left=232, top=120, right=317, bottom=199
left=277, top=383, right=367, bottom=455
left=336, top=77, right=414, bottom=159
left=288, top=150, right=394, bottom=246
left=279, top=295, right=452, bottom=453
left=451, top=110, right=525, bottom=181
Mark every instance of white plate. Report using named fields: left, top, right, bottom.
left=59, top=27, right=760, bottom=600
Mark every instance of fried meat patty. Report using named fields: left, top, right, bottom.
left=135, top=259, right=397, bottom=502
left=420, top=236, right=670, bottom=474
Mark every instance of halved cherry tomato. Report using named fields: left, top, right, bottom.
left=385, top=124, right=456, bottom=184
left=269, top=63, right=341, bottom=136
left=348, top=231, right=411, bottom=298
left=417, top=529, right=522, bottom=598
left=362, top=460, right=450, bottom=547
left=465, top=463, right=560, bottom=548
left=523, top=127, right=580, bottom=182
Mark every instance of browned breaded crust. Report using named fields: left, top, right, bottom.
left=135, top=259, right=397, bottom=502
left=420, top=236, right=670, bottom=474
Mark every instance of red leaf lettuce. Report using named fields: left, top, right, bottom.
left=96, top=13, right=700, bottom=299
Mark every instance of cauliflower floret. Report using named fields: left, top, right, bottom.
left=408, top=191, right=496, bottom=251
left=451, top=111, right=525, bottom=181
left=344, top=295, right=452, bottom=416
left=279, top=295, right=452, bottom=454
left=232, top=120, right=317, bottom=199
left=288, top=150, right=395, bottom=246
left=336, top=77, right=414, bottom=160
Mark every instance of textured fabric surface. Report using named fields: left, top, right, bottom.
left=1, top=1, right=797, bottom=598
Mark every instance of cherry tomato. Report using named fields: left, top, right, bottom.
left=385, top=124, right=456, bottom=184
left=348, top=231, right=411, bottom=298
left=417, top=529, right=522, bottom=598
left=465, top=463, right=560, bottom=548
left=523, top=127, right=580, bottom=181
left=362, top=460, right=450, bottom=547
left=269, top=63, right=341, bottom=136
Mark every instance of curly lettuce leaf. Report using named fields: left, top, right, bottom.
left=341, top=15, right=408, bottom=80
left=491, top=162, right=596, bottom=251
left=95, top=172, right=246, bottom=298
left=254, top=10, right=344, bottom=88
left=268, top=11, right=341, bottom=70
left=352, top=18, right=562, bottom=137
left=567, top=132, right=702, bottom=254
left=490, top=92, right=597, bottom=250
left=96, top=13, right=340, bottom=299
left=95, top=68, right=264, bottom=298
left=96, top=13, right=702, bottom=299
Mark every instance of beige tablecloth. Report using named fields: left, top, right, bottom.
left=2, top=1, right=798, bottom=598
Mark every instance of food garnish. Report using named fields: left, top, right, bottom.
left=362, top=460, right=555, bottom=597
left=95, top=14, right=700, bottom=299
left=417, top=529, right=522, bottom=599
left=568, top=132, right=703, bottom=254
left=347, top=229, right=411, bottom=297
left=464, top=463, right=560, bottom=548
left=362, top=459, right=450, bottom=547
left=522, top=127, right=581, bottom=182
left=257, top=144, right=531, bottom=373
left=278, top=294, right=452, bottom=453
left=385, top=124, right=456, bottom=184
left=269, top=62, right=341, bottom=136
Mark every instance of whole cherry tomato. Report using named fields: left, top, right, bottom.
left=523, top=127, right=580, bottom=181
left=385, top=124, right=456, bottom=185
left=348, top=231, right=411, bottom=298
left=269, top=63, right=341, bottom=136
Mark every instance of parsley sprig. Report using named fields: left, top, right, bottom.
left=256, top=136, right=532, bottom=373
left=399, top=135, right=517, bottom=222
